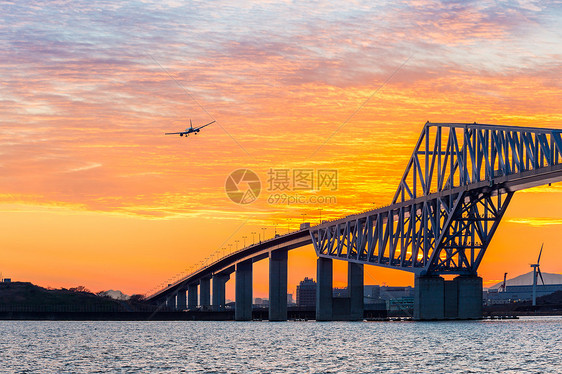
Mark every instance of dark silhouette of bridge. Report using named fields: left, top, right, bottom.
left=147, top=122, right=562, bottom=320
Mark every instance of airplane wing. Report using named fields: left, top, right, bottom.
left=165, top=132, right=185, bottom=135
left=194, top=120, right=216, bottom=131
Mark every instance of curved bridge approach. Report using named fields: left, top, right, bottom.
left=147, top=229, right=312, bottom=321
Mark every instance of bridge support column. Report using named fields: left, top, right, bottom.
left=456, top=276, right=482, bottom=319
left=269, top=249, right=288, bottom=321
left=415, top=275, right=483, bottom=320
left=414, top=275, right=444, bottom=320
left=166, top=296, right=175, bottom=310
left=348, top=262, right=364, bottom=321
left=212, top=274, right=230, bottom=311
left=188, top=283, right=198, bottom=310
left=176, top=288, right=187, bottom=311
left=444, top=280, right=458, bottom=318
left=235, top=260, right=253, bottom=321
left=200, top=277, right=211, bottom=310
left=316, top=257, right=333, bottom=321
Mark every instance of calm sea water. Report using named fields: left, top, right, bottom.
left=1, top=317, right=561, bottom=373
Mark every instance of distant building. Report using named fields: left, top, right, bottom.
left=379, top=286, right=413, bottom=301
left=253, top=297, right=269, bottom=306
left=387, top=297, right=414, bottom=316
left=287, top=293, right=294, bottom=305
left=485, top=284, right=562, bottom=305
left=294, top=281, right=415, bottom=309
left=333, top=287, right=348, bottom=298
left=363, top=285, right=413, bottom=314
left=364, top=285, right=381, bottom=304
left=296, top=277, right=316, bottom=307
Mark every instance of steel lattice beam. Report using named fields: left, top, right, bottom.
left=393, top=122, right=562, bottom=203
left=311, top=122, right=562, bottom=275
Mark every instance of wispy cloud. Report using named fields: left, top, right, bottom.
left=506, top=218, right=562, bottom=227
left=65, top=162, right=103, bottom=173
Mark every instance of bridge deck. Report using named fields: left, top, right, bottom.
left=146, top=229, right=311, bottom=301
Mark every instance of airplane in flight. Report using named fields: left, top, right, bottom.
left=165, top=120, right=215, bottom=137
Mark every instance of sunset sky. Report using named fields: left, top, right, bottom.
left=1, top=0, right=561, bottom=297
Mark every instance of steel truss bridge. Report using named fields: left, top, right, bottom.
left=311, top=122, right=562, bottom=276
left=148, top=122, right=562, bottom=303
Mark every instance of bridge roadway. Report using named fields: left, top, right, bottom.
left=147, top=228, right=313, bottom=321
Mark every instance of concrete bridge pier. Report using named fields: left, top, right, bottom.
left=212, top=273, right=230, bottom=311
left=235, top=260, right=253, bottom=321
left=269, top=249, right=288, bottom=321
left=188, top=283, right=198, bottom=310
left=200, top=277, right=211, bottom=310
left=316, top=258, right=365, bottom=321
left=414, top=275, right=482, bottom=320
left=348, top=263, right=364, bottom=321
left=414, top=275, right=444, bottom=320
left=176, top=288, right=187, bottom=311
left=316, top=257, right=333, bottom=321
left=456, top=276, right=483, bottom=319
left=444, top=279, right=458, bottom=318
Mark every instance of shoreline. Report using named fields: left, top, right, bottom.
left=2, top=310, right=561, bottom=321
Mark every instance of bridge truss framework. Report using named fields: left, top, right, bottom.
left=311, top=122, right=562, bottom=276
